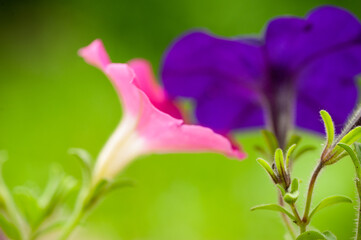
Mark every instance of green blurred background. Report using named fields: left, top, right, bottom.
left=1, top=0, right=361, bottom=239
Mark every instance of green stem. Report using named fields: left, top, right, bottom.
left=302, top=162, right=323, bottom=225
left=58, top=190, right=88, bottom=240
left=355, top=179, right=361, bottom=240
left=278, top=194, right=296, bottom=239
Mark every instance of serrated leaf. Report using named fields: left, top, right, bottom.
left=320, top=110, right=335, bottom=148
left=337, top=143, right=361, bottom=178
left=309, top=195, right=352, bottom=220
left=257, top=158, right=278, bottom=183
left=0, top=214, right=21, bottom=240
left=261, top=130, right=279, bottom=154
left=296, top=230, right=327, bottom=240
left=251, top=204, right=296, bottom=221
left=286, top=144, right=297, bottom=169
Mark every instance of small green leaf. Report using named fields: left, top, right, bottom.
left=251, top=204, right=296, bottom=221
left=254, top=145, right=269, bottom=157
left=277, top=184, right=286, bottom=196
left=296, top=230, right=327, bottom=240
left=275, top=148, right=287, bottom=184
left=261, top=130, right=279, bottom=154
left=290, top=178, right=299, bottom=193
left=354, top=142, right=361, bottom=160
left=309, top=195, right=352, bottom=220
left=294, top=145, right=317, bottom=160
left=13, top=186, right=41, bottom=229
left=320, top=110, right=335, bottom=148
left=284, top=179, right=299, bottom=204
left=0, top=214, right=21, bottom=240
left=337, top=143, right=361, bottom=178
left=328, top=128, right=361, bottom=164
left=286, top=134, right=302, bottom=150
left=339, top=126, right=361, bottom=146
left=322, top=231, right=337, bottom=240
left=256, top=158, right=278, bottom=183
left=286, top=144, right=297, bottom=169
left=107, top=179, right=135, bottom=194
left=296, top=230, right=336, bottom=240
left=69, top=148, right=93, bottom=186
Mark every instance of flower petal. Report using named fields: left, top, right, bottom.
left=78, top=39, right=111, bottom=71
left=161, top=30, right=265, bottom=131
left=265, top=6, right=361, bottom=71
left=295, top=45, right=361, bottom=133
left=106, top=64, right=246, bottom=159
left=128, top=59, right=182, bottom=119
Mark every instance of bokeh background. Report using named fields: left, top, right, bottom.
left=1, top=0, right=361, bottom=239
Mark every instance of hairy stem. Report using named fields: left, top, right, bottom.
left=355, top=179, right=361, bottom=240
left=278, top=194, right=296, bottom=239
left=302, top=162, right=323, bottom=225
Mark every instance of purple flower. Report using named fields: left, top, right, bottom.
left=161, top=6, right=361, bottom=147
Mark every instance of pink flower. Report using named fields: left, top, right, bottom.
left=79, top=39, right=246, bottom=183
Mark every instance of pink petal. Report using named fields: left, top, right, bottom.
left=106, top=64, right=246, bottom=159
left=78, top=39, right=111, bottom=71
left=129, top=59, right=183, bottom=119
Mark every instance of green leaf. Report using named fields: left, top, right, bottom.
left=294, top=145, right=317, bottom=160
left=256, top=158, right=278, bottom=183
left=320, top=110, right=335, bottom=148
left=286, top=134, right=302, bottom=150
left=0, top=214, right=21, bottom=240
left=337, top=143, right=361, bottom=178
left=284, top=179, right=299, bottom=204
left=107, top=179, right=135, bottom=194
left=68, top=148, right=93, bottom=186
left=309, top=195, right=352, bottom=220
left=354, top=142, right=361, bottom=160
left=277, top=184, right=286, bottom=196
left=339, top=126, right=361, bottom=146
left=322, top=231, right=337, bottom=240
left=251, top=204, right=296, bottom=221
left=286, top=144, right=297, bottom=169
left=261, top=130, right=279, bottom=154
left=275, top=148, right=287, bottom=184
left=13, top=186, right=41, bottom=229
left=296, top=230, right=336, bottom=240
left=254, top=145, right=270, bottom=159
left=296, top=230, right=327, bottom=240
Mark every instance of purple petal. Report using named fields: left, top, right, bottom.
left=161, top=30, right=266, bottom=131
left=195, top=84, right=264, bottom=132
left=265, top=6, right=361, bottom=71
left=295, top=45, right=361, bottom=133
